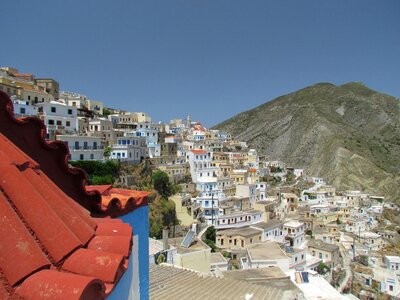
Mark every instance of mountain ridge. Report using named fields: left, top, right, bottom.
left=213, top=82, right=400, bottom=202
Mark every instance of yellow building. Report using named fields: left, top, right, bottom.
left=216, top=227, right=262, bottom=250
left=231, top=169, right=247, bottom=184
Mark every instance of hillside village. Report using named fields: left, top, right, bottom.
left=2, top=66, right=400, bottom=300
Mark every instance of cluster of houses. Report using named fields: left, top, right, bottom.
left=4, top=66, right=400, bottom=299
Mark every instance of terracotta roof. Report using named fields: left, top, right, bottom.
left=86, top=185, right=151, bottom=215
left=248, top=168, right=257, bottom=173
left=0, top=91, right=150, bottom=217
left=15, top=73, right=33, bottom=77
left=191, top=149, right=208, bottom=154
left=0, top=131, right=132, bottom=299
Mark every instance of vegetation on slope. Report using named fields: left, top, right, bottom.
left=214, top=82, right=400, bottom=202
left=69, top=160, right=120, bottom=185
left=72, top=159, right=179, bottom=238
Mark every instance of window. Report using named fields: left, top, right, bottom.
left=68, top=109, right=72, bottom=115
left=93, top=142, right=97, bottom=150
left=27, top=95, right=30, bottom=100
left=75, top=141, right=79, bottom=149
left=90, top=154, right=94, bottom=160
left=51, top=107, right=56, bottom=113
left=66, top=121, right=71, bottom=127
left=56, top=120, right=62, bottom=126
left=48, top=119, right=54, bottom=125
left=319, top=253, right=322, bottom=259
left=79, top=154, right=84, bottom=160
left=83, top=142, right=88, bottom=150
left=20, top=108, right=26, bottom=114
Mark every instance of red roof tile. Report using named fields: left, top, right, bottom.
left=86, top=185, right=113, bottom=195
left=0, top=192, right=50, bottom=285
left=87, top=236, right=132, bottom=257
left=15, top=73, right=33, bottom=77
left=0, top=91, right=150, bottom=217
left=0, top=152, right=82, bottom=263
left=0, top=283, right=8, bottom=300
left=62, top=248, right=125, bottom=283
left=16, top=270, right=105, bottom=300
left=191, top=149, right=208, bottom=154
left=0, top=119, right=133, bottom=299
left=95, top=222, right=133, bottom=237
left=22, top=167, right=95, bottom=245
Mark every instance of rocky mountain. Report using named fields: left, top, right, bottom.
left=214, top=82, right=400, bottom=202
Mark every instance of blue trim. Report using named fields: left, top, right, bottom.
left=108, top=205, right=149, bottom=300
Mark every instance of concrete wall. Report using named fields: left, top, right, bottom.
left=176, top=249, right=211, bottom=274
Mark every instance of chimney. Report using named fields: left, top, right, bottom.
left=162, top=229, right=169, bottom=251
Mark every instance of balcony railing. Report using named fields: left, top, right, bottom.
left=69, top=146, right=104, bottom=150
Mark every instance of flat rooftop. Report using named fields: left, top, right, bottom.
left=210, top=252, right=228, bottom=265
left=247, top=241, right=288, bottom=261
left=288, top=271, right=345, bottom=300
left=218, top=227, right=262, bottom=238
left=252, top=219, right=283, bottom=230
left=168, top=237, right=210, bottom=254
left=308, top=240, right=339, bottom=252
left=284, top=220, right=304, bottom=228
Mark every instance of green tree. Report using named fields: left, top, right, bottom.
left=103, top=146, right=112, bottom=158
left=152, top=170, right=172, bottom=199
left=205, top=226, right=216, bottom=241
left=70, top=160, right=120, bottom=185
left=102, top=108, right=111, bottom=116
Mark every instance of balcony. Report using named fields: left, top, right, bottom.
left=69, top=146, right=104, bottom=151
left=215, top=218, right=261, bottom=229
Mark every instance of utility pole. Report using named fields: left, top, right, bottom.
left=210, top=186, right=214, bottom=226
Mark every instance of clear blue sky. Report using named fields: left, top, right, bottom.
left=2, top=1, right=399, bottom=126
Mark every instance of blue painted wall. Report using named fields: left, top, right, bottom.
left=109, top=205, right=149, bottom=300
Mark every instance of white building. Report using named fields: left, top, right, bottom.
left=384, top=256, right=400, bottom=271
left=255, top=182, right=268, bottom=201
left=60, top=91, right=88, bottom=108
left=293, top=169, right=304, bottom=178
left=283, top=221, right=305, bottom=248
left=56, top=135, right=104, bottom=161
left=251, top=220, right=284, bottom=243
left=236, top=184, right=257, bottom=204
left=345, top=218, right=368, bottom=233
left=110, top=136, right=147, bottom=163
left=244, top=241, right=290, bottom=272
left=86, top=99, right=104, bottom=115
left=37, top=101, right=79, bottom=139
left=88, top=118, right=115, bottom=145
left=12, top=99, right=38, bottom=118
left=359, top=231, right=385, bottom=251
left=187, top=150, right=219, bottom=191
left=215, top=209, right=263, bottom=229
